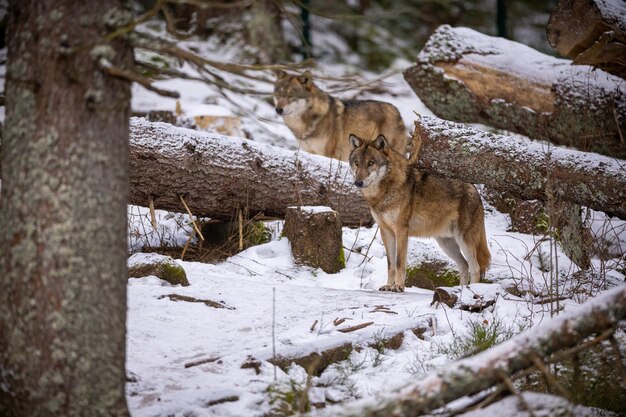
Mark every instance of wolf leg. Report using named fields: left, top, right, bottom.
left=378, top=225, right=397, bottom=291
left=457, top=238, right=481, bottom=284
left=435, top=237, right=469, bottom=286
left=391, top=227, right=409, bottom=292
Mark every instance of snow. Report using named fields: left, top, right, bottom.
left=289, top=205, right=336, bottom=215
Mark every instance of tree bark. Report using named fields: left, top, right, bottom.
left=403, top=25, right=626, bottom=159
left=0, top=1, right=132, bottom=416
left=412, top=116, right=626, bottom=220
left=547, top=0, right=626, bottom=80
left=247, top=0, right=289, bottom=64
left=128, top=118, right=373, bottom=227
left=324, top=285, right=626, bottom=417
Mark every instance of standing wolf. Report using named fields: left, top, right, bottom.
left=349, top=133, right=490, bottom=291
left=274, top=70, right=407, bottom=161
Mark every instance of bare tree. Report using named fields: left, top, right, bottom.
left=0, top=1, right=133, bottom=415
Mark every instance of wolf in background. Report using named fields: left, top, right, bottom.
left=274, top=70, right=408, bottom=161
left=348, top=133, right=490, bottom=291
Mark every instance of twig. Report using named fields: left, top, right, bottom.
left=614, top=105, right=625, bottom=144
left=238, top=208, right=244, bottom=251
left=184, top=356, right=220, bottom=369
left=533, top=295, right=568, bottom=305
left=448, top=385, right=505, bottom=416
left=179, top=194, right=205, bottom=241
left=337, top=321, right=374, bottom=333
left=609, top=335, right=626, bottom=388
left=180, top=227, right=196, bottom=260
left=272, top=287, right=277, bottom=381
left=333, top=317, right=349, bottom=326
left=100, top=61, right=180, bottom=98
left=547, top=327, right=614, bottom=364
left=310, top=319, right=318, bottom=332
left=148, top=195, right=157, bottom=230
left=498, top=370, right=537, bottom=417
left=530, top=354, right=573, bottom=401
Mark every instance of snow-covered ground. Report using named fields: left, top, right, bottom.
left=126, top=206, right=624, bottom=417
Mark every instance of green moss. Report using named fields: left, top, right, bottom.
left=337, top=247, right=346, bottom=269
left=406, top=260, right=460, bottom=288
left=160, top=262, right=189, bottom=286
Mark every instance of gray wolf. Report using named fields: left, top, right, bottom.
left=274, top=70, right=408, bottom=161
left=349, top=133, right=490, bottom=291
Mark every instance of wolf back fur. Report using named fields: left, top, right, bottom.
left=349, top=133, right=490, bottom=291
left=274, top=70, right=407, bottom=161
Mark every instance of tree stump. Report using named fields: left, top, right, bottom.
left=283, top=206, right=345, bottom=274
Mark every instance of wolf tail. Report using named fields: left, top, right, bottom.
left=477, top=227, right=491, bottom=277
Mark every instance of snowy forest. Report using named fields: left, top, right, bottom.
left=1, top=0, right=625, bottom=416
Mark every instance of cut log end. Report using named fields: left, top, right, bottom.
left=283, top=206, right=345, bottom=274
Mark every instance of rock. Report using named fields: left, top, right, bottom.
left=283, top=206, right=345, bottom=274
left=128, top=252, right=189, bottom=286
left=430, top=288, right=458, bottom=308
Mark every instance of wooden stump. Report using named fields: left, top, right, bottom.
left=283, top=206, right=345, bottom=274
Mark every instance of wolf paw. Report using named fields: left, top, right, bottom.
left=379, top=284, right=405, bottom=292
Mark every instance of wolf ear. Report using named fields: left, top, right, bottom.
left=299, top=70, right=313, bottom=89
left=349, top=134, right=363, bottom=149
left=274, top=69, right=287, bottom=79
left=372, top=134, right=388, bottom=151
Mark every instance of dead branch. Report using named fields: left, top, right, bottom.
left=184, top=356, right=221, bottom=369
left=337, top=322, right=374, bottom=333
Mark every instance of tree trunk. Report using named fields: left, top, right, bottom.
left=547, top=0, right=626, bottom=80
left=326, top=285, right=626, bottom=417
left=0, top=1, right=132, bottom=416
left=412, top=116, right=626, bottom=220
left=128, top=118, right=373, bottom=227
left=403, top=25, right=626, bottom=159
left=247, top=0, right=289, bottom=64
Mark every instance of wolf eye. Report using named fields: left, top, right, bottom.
left=367, top=160, right=375, bottom=167
left=354, top=160, right=359, bottom=167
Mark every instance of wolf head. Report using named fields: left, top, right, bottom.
left=273, top=70, right=315, bottom=116
left=348, top=134, right=390, bottom=188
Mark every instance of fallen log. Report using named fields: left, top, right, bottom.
left=403, top=25, right=626, bottom=158
left=323, top=285, right=626, bottom=417
left=128, top=118, right=372, bottom=227
left=547, top=0, right=626, bottom=80
left=412, top=116, right=626, bottom=220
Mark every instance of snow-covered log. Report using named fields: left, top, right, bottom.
left=326, top=285, right=626, bottom=417
left=403, top=25, right=626, bottom=159
left=413, top=116, right=626, bottom=220
left=128, top=118, right=373, bottom=227
left=548, top=0, right=626, bottom=80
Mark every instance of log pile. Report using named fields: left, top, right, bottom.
left=547, top=0, right=626, bottom=80
left=403, top=25, right=626, bottom=158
